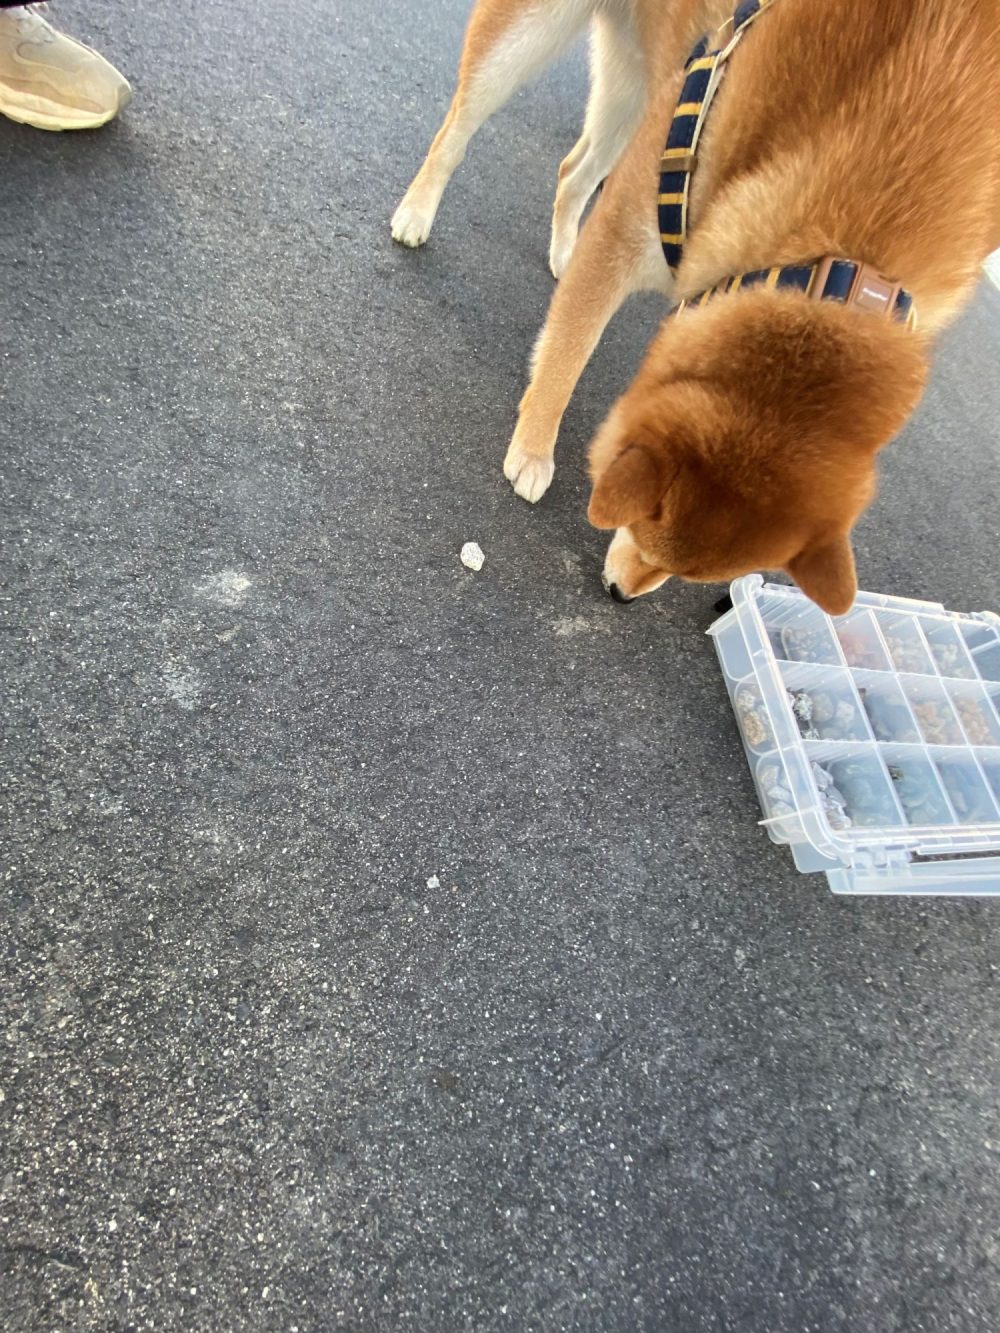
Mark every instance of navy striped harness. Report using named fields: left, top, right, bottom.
left=658, top=0, right=916, bottom=325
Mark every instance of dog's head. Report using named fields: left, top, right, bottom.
left=588, top=293, right=928, bottom=615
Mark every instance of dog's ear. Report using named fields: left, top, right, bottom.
left=588, top=444, right=675, bottom=530
left=786, top=532, right=857, bottom=615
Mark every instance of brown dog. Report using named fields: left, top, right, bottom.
left=393, top=0, right=1000, bottom=612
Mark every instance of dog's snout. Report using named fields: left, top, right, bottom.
left=608, top=582, right=634, bottom=604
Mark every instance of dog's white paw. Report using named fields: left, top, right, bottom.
left=391, top=196, right=435, bottom=248
left=503, top=445, right=555, bottom=503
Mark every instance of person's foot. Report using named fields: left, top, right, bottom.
left=0, top=4, right=130, bottom=130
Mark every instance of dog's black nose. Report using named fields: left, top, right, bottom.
left=608, top=582, right=634, bottom=604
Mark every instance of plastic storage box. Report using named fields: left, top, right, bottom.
left=710, top=576, right=1000, bottom=894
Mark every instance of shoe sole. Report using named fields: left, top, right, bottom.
left=0, top=82, right=131, bottom=131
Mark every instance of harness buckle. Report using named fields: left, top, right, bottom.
left=848, top=262, right=903, bottom=316
left=807, top=256, right=905, bottom=320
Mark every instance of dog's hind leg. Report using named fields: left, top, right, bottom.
left=548, top=9, right=646, bottom=278
left=391, top=0, right=594, bottom=249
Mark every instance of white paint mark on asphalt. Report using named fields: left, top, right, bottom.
left=552, top=615, right=609, bottom=637
left=163, top=657, right=201, bottom=709
left=195, top=570, right=252, bottom=607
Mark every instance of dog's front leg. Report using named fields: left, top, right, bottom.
left=504, top=187, right=659, bottom=502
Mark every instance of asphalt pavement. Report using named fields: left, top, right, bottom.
left=3, top=2, right=1000, bottom=1329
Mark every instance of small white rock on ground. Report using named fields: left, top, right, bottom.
left=460, top=542, right=484, bottom=571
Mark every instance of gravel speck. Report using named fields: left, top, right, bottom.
left=460, top=541, right=485, bottom=571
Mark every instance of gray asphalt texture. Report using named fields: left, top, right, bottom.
left=3, top=2, right=1000, bottom=1330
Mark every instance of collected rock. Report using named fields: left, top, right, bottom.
left=937, top=764, right=995, bottom=821
left=735, top=685, right=772, bottom=749
left=888, top=762, right=952, bottom=823
left=861, top=690, right=920, bottom=743
left=781, top=626, right=835, bottom=664
left=912, top=699, right=963, bottom=745
left=955, top=695, right=995, bottom=745
left=811, top=762, right=853, bottom=830
left=883, top=631, right=931, bottom=674
left=829, top=758, right=899, bottom=827
left=787, top=687, right=862, bottom=741
left=837, top=630, right=885, bottom=670
left=929, top=640, right=972, bottom=677
left=759, top=761, right=796, bottom=818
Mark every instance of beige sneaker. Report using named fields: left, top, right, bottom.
left=0, top=4, right=131, bottom=130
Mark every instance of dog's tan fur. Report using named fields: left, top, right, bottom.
left=393, top=0, right=1000, bottom=612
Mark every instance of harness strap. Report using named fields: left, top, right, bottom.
left=675, top=257, right=917, bottom=326
left=659, top=3, right=917, bottom=326
left=658, top=0, right=777, bottom=271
